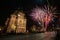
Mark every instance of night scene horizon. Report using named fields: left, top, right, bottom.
left=0, top=0, right=60, bottom=40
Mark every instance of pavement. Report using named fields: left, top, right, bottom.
left=0, top=31, right=56, bottom=40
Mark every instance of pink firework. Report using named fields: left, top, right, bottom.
left=30, top=7, right=46, bottom=22
left=30, top=6, right=56, bottom=31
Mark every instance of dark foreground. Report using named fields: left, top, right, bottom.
left=0, top=31, right=57, bottom=40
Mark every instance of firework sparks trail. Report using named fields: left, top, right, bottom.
left=30, top=6, right=55, bottom=31
left=30, top=8, right=46, bottom=22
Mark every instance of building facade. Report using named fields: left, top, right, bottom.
left=16, top=12, right=27, bottom=33
left=6, top=10, right=27, bottom=33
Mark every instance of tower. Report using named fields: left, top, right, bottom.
left=16, top=11, right=27, bottom=33
left=6, top=14, right=16, bottom=33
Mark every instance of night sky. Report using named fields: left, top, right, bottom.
left=0, top=0, right=60, bottom=26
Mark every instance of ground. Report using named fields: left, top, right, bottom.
left=0, top=31, right=56, bottom=40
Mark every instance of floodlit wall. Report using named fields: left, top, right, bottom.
left=6, top=10, right=27, bottom=33
left=16, top=12, right=27, bottom=33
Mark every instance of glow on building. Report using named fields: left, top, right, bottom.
left=16, top=11, right=27, bottom=33
left=5, top=10, right=27, bottom=33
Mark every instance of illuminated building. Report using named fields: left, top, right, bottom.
left=30, top=25, right=41, bottom=32
left=30, top=25, right=37, bottom=32
left=5, top=10, right=27, bottom=33
left=16, top=11, right=27, bottom=33
left=6, top=14, right=16, bottom=33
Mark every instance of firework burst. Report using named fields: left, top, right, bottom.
left=30, top=6, right=56, bottom=31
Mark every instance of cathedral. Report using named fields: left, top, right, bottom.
left=5, top=10, right=27, bottom=33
